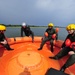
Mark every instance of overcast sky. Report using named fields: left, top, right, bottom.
left=0, top=0, right=75, bottom=26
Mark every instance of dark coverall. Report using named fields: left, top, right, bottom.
left=38, top=27, right=57, bottom=52
left=0, top=33, right=13, bottom=50
left=21, top=25, right=34, bottom=42
left=52, top=32, right=75, bottom=71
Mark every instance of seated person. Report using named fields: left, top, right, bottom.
left=0, top=25, right=14, bottom=50
left=38, top=23, right=58, bottom=52
left=49, top=24, right=75, bottom=72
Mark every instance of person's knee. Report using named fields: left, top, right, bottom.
left=50, top=40, right=53, bottom=44
left=70, top=54, right=75, bottom=59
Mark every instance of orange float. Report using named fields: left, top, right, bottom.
left=56, top=28, right=59, bottom=33
left=0, top=36, right=75, bottom=75
left=44, top=32, right=48, bottom=37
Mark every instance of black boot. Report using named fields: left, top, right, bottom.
left=51, top=47, right=54, bottom=52
left=38, top=47, right=42, bottom=50
left=4, top=44, right=14, bottom=51
left=60, top=65, right=66, bottom=72
left=32, top=39, right=34, bottom=43
left=50, top=40, right=54, bottom=52
left=38, top=41, right=45, bottom=50
left=49, top=56, right=58, bottom=60
left=7, top=48, right=14, bottom=50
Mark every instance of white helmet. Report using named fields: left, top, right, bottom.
left=22, top=22, right=26, bottom=26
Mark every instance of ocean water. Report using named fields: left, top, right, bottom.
left=5, top=27, right=68, bottom=41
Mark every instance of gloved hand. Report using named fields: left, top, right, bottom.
left=41, top=37, right=44, bottom=41
left=44, top=32, right=48, bottom=37
left=52, top=34, right=56, bottom=39
left=70, top=42, right=75, bottom=50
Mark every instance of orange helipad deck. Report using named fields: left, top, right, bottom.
left=0, top=36, right=75, bottom=75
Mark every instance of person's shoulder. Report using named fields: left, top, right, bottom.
left=45, top=28, right=48, bottom=31
left=67, top=34, right=71, bottom=37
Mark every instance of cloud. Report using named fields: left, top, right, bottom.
left=0, top=0, right=75, bottom=26
left=35, top=0, right=75, bottom=25
left=36, top=0, right=75, bottom=11
left=36, top=0, right=75, bottom=14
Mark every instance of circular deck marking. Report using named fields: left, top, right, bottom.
left=5, top=51, right=50, bottom=75
left=17, top=51, right=42, bottom=69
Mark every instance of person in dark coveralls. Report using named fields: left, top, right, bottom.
left=21, top=22, right=34, bottom=43
left=38, top=23, right=58, bottom=52
left=49, top=24, right=75, bottom=72
left=0, top=25, right=14, bottom=50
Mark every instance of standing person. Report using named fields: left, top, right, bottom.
left=21, top=22, right=34, bottom=43
left=38, top=23, right=58, bottom=52
left=0, top=25, right=14, bottom=50
left=49, top=24, right=75, bottom=72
